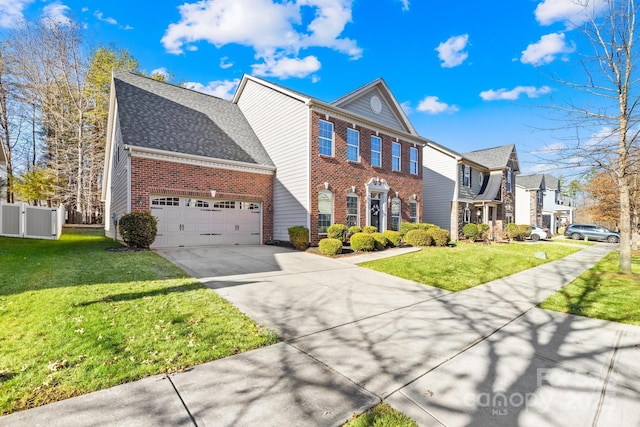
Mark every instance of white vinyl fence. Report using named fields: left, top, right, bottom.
left=0, top=202, right=65, bottom=240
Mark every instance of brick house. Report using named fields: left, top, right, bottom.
left=103, top=72, right=427, bottom=247
left=422, top=143, right=520, bottom=240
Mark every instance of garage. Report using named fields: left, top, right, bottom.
left=150, top=196, right=261, bottom=248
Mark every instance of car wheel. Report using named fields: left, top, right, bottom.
left=571, top=233, right=582, bottom=240
left=607, top=236, right=619, bottom=244
left=531, top=234, right=540, bottom=242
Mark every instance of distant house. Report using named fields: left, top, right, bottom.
left=103, top=72, right=427, bottom=247
left=516, top=174, right=574, bottom=232
left=422, top=143, right=520, bottom=240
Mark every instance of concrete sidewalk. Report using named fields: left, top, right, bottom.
left=2, top=243, right=639, bottom=426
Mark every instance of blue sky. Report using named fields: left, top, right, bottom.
left=4, top=0, right=610, bottom=175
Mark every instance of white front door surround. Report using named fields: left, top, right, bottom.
left=365, top=177, right=389, bottom=232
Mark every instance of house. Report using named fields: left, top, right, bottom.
left=422, top=143, right=519, bottom=240
left=516, top=173, right=574, bottom=232
left=103, top=72, right=428, bottom=247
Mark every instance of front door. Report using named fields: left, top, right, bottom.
left=370, top=199, right=381, bottom=231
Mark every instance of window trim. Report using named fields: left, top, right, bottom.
left=318, top=120, right=334, bottom=157
left=506, top=167, right=512, bottom=192
left=346, top=193, right=359, bottom=227
left=390, top=197, right=401, bottom=231
left=409, top=147, right=418, bottom=175
left=409, top=200, right=418, bottom=223
left=392, top=142, right=401, bottom=171
left=346, top=128, right=360, bottom=162
left=318, top=190, right=333, bottom=234
left=462, top=165, right=472, bottom=187
left=463, top=206, right=471, bottom=223
left=371, top=135, right=382, bottom=167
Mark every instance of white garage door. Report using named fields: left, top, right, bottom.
left=150, top=197, right=261, bottom=248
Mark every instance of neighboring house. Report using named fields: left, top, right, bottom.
left=516, top=173, right=574, bottom=232
left=423, top=143, right=519, bottom=240
left=102, top=72, right=276, bottom=247
left=234, top=75, right=427, bottom=245
left=0, top=141, right=6, bottom=201
left=515, top=174, right=545, bottom=226
left=103, top=72, right=427, bottom=247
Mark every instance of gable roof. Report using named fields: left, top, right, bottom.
left=113, top=71, right=274, bottom=167
left=462, top=144, right=519, bottom=171
left=516, top=174, right=545, bottom=190
left=543, top=174, right=560, bottom=190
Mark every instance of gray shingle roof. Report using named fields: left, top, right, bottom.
left=516, top=174, right=544, bottom=190
left=543, top=174, right=559, bottom=190
left=114, top=71, right=274, bottom=167
left=462, top=144, right=516, bottom=170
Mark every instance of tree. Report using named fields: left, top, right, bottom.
left=12, top=167, right=55, bottom=205
left=549, top=0, right=640, bottom=273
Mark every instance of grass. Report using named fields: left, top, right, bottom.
left=540, top=251, right=640, bottom=325
left=0, top=229, right=278, bottom=415
left=360, top=242, right=580, bottom=292
left=344, top=403, right=417, bottom=427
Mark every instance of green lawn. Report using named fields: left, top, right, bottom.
left=0, top=229, right=278, bottom=415
left=540, top=251, right=640, bottom=325
left=344, top=403, right=417, bottom=427
left=360, top=242, right=581, bottom=292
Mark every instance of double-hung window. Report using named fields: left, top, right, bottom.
left=409, top=200, right=418, bottom=223
left=318, top=120, right=334, bottom=156
left=506, top=167, right=512, bottom=192
left=318, top=191, right=333, bottom=233
left=392, top=142, right=401, bottom=171
left=346, top=195, right=358, bottom=227
left=371, top=136, right=382, bottom=167
left=462, top=165, right=471, bottom=187
left=347, top=128, right=359, bottom=162
left=409, top=147, right=418, bottom=174
left=391, top=197, right=401, bottom=231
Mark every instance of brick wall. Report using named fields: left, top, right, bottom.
left=130, top=157, right=274, bottom=243
left=308, top=112, right=423, bottom=244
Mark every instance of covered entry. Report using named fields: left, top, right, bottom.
left=150, top=196, right=261, bottom=248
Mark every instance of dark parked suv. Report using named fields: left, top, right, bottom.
left=564, top=224, right=620, bottom=243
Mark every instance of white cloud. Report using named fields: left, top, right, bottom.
left=416, top=96, right=459, bottom=114
left=535, top=0, right=607, bottom=27
left=0, top=0, right=32, bottom=28
left=94, top=10, right=118, bottom=25
left=81, top=7, right=88, bottom=13
left=252, top=55, right=321, bottom=79
left=151, top=67, right=170, bottom=78
left=521, top=32, right=575, bottom=66
left=123, top=24, right=134, bottom=30
left=161, top=0, right=361, bottom=79
left=532, top=142, right=567, bottom=155
left=43, top=2, right=72, bottom=26
left=311, top=75, right=320, bottom=83
left=400, top=101, right=412, bottom=115
left=219, top=56, right=233, bottom=69
left=183, top=79, right=240, bottom=100
left=435, top=34, right=469, bottom=68
left=399, top=0, right=409, bottom=11
left=480, top=85, right=552, bottom=101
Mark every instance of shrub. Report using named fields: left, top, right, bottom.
left=371, top=232, right=388, bottom=250
left=462, top=223, right=479, bottom=242
left=348, top=225, right=362, bottom=235
left=416, top=223, right=438, bottom=231
left=327, top=224, right=348, bottom=242
left=350, top=232, right=375, bottom=251
left=288, top=226, right=309, bottom=250
left=383, top=230, right=402, bottom=247
left=399, top=222, right=417, bottom=237
left=118, top=211, right=158, bottom=248
left=318, top=238, right=343, bottom=256
left=478, top=223, right=490, bottom=240
left=362, top=225, right=378, bottom=234
left=507, top=223, right=521, bottom=240
left=518, top=224, right=532, bottom=239
left=426, top=227, right=450, bottom=247
left=405, top=229, right=433, bottom=247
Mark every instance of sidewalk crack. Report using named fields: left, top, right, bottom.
left=592, top=330, right=622, bottom=427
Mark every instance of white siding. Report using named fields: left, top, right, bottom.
left=515, top=186, right=530, bottom=224
left=337, top=87, right=408, bottom=132
left=237, top=79, right=310, bottom=241
left=106, top=112, right=130, bottom=239
left=423, top=146, right=457, bottom=231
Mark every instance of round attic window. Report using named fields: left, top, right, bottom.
left=370, top=95, right=382, bottom=114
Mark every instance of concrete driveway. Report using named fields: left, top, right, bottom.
left=4, top=243, right=639, bottom=427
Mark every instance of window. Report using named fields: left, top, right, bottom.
left=346, top=194, right=359, bottom=227
left=409, top=200, right=418, bottom=223
left=462, top=165, right=471, bottom=187
left=151, top=197, right=179, bottom=206
left=538, top=190, right=544, bottom=205
left=371, top=136, right=382, bottom=167
left=347, top=128, right=359, bottom=162
left=213, top=201, right=236, bottom=209
left=506, top=213, right=514, bottom=224
left=318, top=191, right=333, bottom=233
left=410, top=147, right=418, bottom=175
left=391, top=197, right=401, bottom=231
left=318, top=120, right=334, bottom=156
left=392, top=142, right=401, bottom=171
left=240, top=202, right=260, bottom=211
left=463, top=206, right=471, bottom=223
left=185, top=199, right=209, bottom=208
left=506, top=167, right=512, bottom=192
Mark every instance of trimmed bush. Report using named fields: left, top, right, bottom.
left=318, top=238, right=343, bottom=256
left=426, top=227, right=450, bottom=247
left=371, top=232, right=388, bottom=250
left=118, top=211, right=158, bottom=248
left=350, top=232, right=375, bottom=251
left=478, top=223, right=490, bottom=240
left=507, top=223, right=521, bottom=240
left=405, top=229, right=433, bottom=247
left=362, top=225, right=378, bottom=234
left=383, top=230, right=402, bottom=247
left=327, top=224, right=348, bottom=242
left=399, top=222, right=417, bottom=237
left=288, top=226, right=309, bottom=250
left=518, top=224, right=532, bottom=239
left=462, top=223, right=479, bottom=242
left=348, top=225, right=362, bottom=235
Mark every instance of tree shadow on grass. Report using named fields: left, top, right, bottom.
left=74, top=282, right=205, bottom=307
